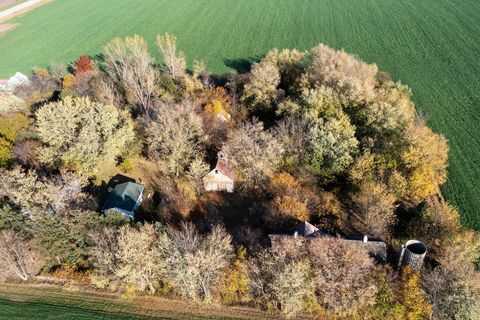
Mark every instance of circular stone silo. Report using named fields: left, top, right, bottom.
left=399, top=240, right=427, bottom=272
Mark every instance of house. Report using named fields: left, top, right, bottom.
left=269, top=221, right=387, bottom=263
left=203, top=152, right=234, bottom=192
left=101, top=181, right=144, bottom=219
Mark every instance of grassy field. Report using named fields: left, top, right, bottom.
left=0, top=0, right=479, bottom=227
left=0, top=283, right=272, bottom=319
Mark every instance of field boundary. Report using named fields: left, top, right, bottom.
left=0, top=0, right=51, bottom=23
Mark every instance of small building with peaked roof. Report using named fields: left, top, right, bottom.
left=101, top=181, right=144, bottom=219
left=203, top=152, right=234, bottom=193
left=269, top=221, right=387, bottom=263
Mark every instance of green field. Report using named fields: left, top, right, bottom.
left=0, top=299, right=169, bottom=320
left=0, top=284, right=264, bottom=319
left=0, top=0, right=479, bottom=227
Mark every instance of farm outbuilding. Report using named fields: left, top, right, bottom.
left=101, top=181, right=144, bottom=219
left=269, top=221, right=388, bottom=263
left=203, top=153, right=234, bottom=193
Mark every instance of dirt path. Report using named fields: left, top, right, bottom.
left=0, top=282, right=279, bottom=320
left=0, top=0, right=51, bottom=23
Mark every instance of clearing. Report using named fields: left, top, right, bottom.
left=0, top=283, right=276, bottom=319
left=0, top=0, right=479, bottom=228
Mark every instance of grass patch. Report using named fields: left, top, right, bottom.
left=0, top=0, right=479, bottom=227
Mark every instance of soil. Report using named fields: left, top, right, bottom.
left=0, top=22, right=18, bottom=36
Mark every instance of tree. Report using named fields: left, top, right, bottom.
left=115, top=224, right=162, bottom=293
left=36, top=96, right=134, bottom=172
left=423, top=232, right=480, bottom=320
left=145, top=101, right=206, bottom=176
left=73, top=55, right=94, bottom=74
left=13, top=140, right=42, bottom=168
left=309, top=113, right=359, bottom=174
left=89, top=227, right=120, bottom=287
left=352, top=181, right=397, bottom=239
left=400, top=124, right=448, bottom=205
left=0, top=166, right=51, bottom=213
left=242, top=60, right=281, bottom=108
left=400, top=268, right=432, bottom=320
left=221, top=120, right=283, bottom=185
left=33, top=209, right=100, bottom=267
left=274, top=116, right=310, bottom=165
left=308, top=238, right=378, bottom=311
left=156, top=223, right=234, bottom=301
left=306, top=44, right=378, bottom=106
left=103, top=35, right=158, bottom=113
left=156, top=33, right=187, bottom=80
left=249, top=240, right=314, bottom=317
left=0, top=229, right=42, bottom=281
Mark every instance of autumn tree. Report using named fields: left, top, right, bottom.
left=400, top=268, right=432, bottom=320
left=0, top=166, right=51, bottom=214
left=221, top=120, right=283, bottom=185
left=103, top=35, right=158, bottom=113
left=0, top=229, right=42, bottom=281
left=115, top=224, right=162, bottom=293
left=242, top=60, right=281, bottom=108
left=306, top=44, right=378, bottom=106
left=352, top=181, right=397, bottom=239
left=308, top=238, right=379, bottom=311
left=145, top=101, right=206, bottom=176
left=156, top=223, right=234, bottom=301
left=423, top=232, right=480, bottom=320
left=400, top=124, right=448, bottom=205
left=36, top=96, right=134, bottom=172
left=156, top=33, right=187, bottom=80
left=249, top=239, right=314, bottom=317
left=309, top=113, right=359, bottom=174
left=73, top=55, right=94, bottom=74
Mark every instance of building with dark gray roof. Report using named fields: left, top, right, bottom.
left=101, top=181, right=144, bottom=219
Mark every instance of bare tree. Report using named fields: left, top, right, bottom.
left=352, top=181, right=397, bottom=239
left=89, top=227, right=120, bottom=281
left=0, top=229, right=42, bottom=281
left=157, top=222, right=234, bottom=301
left=103, top=35, right=158, bottom=113
left=115, top=224, right=162, bottom=293
left=249, top=239, right=314, bottom=317
left=145, top=101, right=206, bottom=176
left=156, top=33, right=187, bottom=80
left=308, top=238, right=378, bottom=311
left=221, top=119, right=283, bottom=186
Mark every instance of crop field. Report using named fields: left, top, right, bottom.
left=0, top=283, right=268, bottom=319
left=0, top=0, right=479, bottom=227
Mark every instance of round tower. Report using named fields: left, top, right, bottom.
left=398, top=240, right=427, bottom=272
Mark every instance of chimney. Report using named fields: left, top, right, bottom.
left=363, top=235, right=368, bottom=244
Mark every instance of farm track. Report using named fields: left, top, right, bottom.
left=0, top=0, right=479, bottom=228
left=0, top=0, right=50, bottom=23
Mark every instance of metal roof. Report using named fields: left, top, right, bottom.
left=102, top=182, right=144, bottom=217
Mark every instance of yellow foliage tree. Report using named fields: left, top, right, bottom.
left=401, top=124, right=448, bottom=204
left=400, top=268, right=432, bottom=320
left=219, top=247, right=250, bottom=304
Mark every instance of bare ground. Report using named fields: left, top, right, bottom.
left=0, top=22, right=17, bottom=36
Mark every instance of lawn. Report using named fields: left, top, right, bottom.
left=0, top=0, right=479, bottom=228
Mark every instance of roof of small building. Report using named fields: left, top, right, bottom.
left=102, top=182, right=144, bottom=217
left=269, top=221, right=387, bottom=263
left=215, top=159, right=235, bottom=180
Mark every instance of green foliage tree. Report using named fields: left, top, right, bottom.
left=36, top=96, right=134, bottom=172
